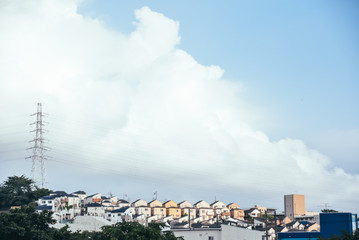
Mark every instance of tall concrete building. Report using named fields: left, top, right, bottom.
left=284, top=194, right=305, bottom=220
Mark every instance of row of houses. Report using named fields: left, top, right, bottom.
left=36, top=191, right=269, bottom=222
left=82, top=193, right=267, bottom=222
left=36, top=191, right=319, bottom=237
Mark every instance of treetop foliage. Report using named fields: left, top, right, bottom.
left=0, top=175, right=52, bottom=209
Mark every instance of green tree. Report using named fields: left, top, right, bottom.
left=0, top=175, right=52, bottom=209
left=0, top=205, right=56, bottom=239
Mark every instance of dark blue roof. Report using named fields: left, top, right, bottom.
left=67, top=194, right=78, bottom=197
left=110, top=207, right=130, bottom=213
left=40, top=195, right=56, bottom=200
left=36, top=205, right=52, bottom=211
left=86, top=193, right=99, bottom=198
left=51, top=191, right=68, bottom=196
left=299, top=221, right=311, bottom=225
left=72, top=191, right=86, bottom=195
left=85, top=203, right=102, bottom=207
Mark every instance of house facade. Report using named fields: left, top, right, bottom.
left=132, top=199, right=147, bottom=207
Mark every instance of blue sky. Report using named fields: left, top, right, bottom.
left=0, top=0, right=358, bottom=213
left=78, top=0, right=359, bottom=171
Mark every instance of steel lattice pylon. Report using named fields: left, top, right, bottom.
left=26, top=103, right=49, bottom=188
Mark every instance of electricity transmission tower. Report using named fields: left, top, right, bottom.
left=26, top=103, right=49, bottom=188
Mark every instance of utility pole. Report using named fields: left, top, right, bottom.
left=188, top=207, right=191, bottom=230
left=274, top=210, right=277, bottom=240
left=26, top=103, right=49, bottom=188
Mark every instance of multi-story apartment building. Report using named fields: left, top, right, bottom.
left=284, top=194, right=305, bottom=220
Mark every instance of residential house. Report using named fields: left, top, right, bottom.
left=148, top=199, right=163, bottom=207
left=254, top=218, right=267, bottom=228
left=255, top=205, right=267, bottom=215
left=36, top=205, right=53, bottom=213
left=277, top=226, right=289, bottom=233
left=230, top=208, right=245, bottom=219
left=181, top=208, right=196, bottom=220
left=37, top=194, right=80, bottom=222
left=37, top=195, right=58, bottom=211
left=178, top=201, right=196, bottom=220
left=163, top=200, right=177, bottom=208
left=149, top=199, right=166, bottom=218
left=118, top=199, right=131, bottom=208
left=106, top=207, right=135, bottom=223
left=305, top=222, right=320, bottom=232
left=71, top=191, right=86, bottom=207
left=227, top=202, right=240, bottom=210
left=102, top=200, right=116, bottom=212
left=194, top=200, right=214, bottom=220
left=151, top=206, right=166, bottom=218
left=285, top=221, right=300, bottom=230
left=276, top=214, right=292, bottom=226
left=108, top=196, right=118, bottom=204
left=210, top=200, right=230, bottom=218
left=133, top=214, right=146, bottom=225
left=163, top=200, right=181, bottom=219
left=211, top=200, right=227, bottom=209
left=244, top=208, right=261, bottom=218
left=67, top=194, right=81, bottom=209
left=236, top=219, right=253, bottom=228
left=132, top=199, right=147, bottom=207
left=193, top=200, right=210, bottom=209
left=59, top=194, right=81, bottom=219
left=71, top=191, right=86, bottom=200
left=167, top=207, right=181, bottom=219
left=49, top=191, right=69, bottom=209
left=178, top=201, right=192, bottom=208
left=85, top=203, right=105, bottom=217
left=196, top=207, right=214, bottom=221
left=84, top=193, right=101, bottom=205
left=102, top=200, right=112, bottom=207
left=135, top=205, right=151, bottom=218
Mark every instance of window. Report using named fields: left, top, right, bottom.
left=42, top=201, right=45, bottom=204
left=209, top=237, right=214, bottom=240
left=48, top=201, right=52, bottom=203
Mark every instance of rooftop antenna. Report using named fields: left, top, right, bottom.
left=319, top=203, right=332, bottom=210
left=153, top=191, right=157, bottom=200
left=26, top=103, right=50, bottom=188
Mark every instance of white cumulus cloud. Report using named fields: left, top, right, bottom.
left=0, top=0, right=358, bottom=213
